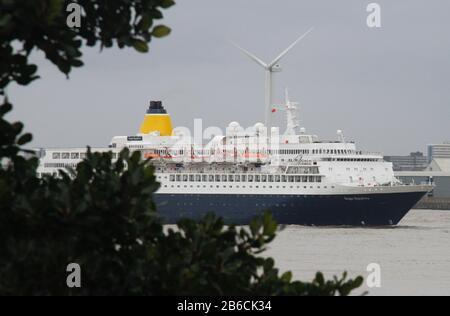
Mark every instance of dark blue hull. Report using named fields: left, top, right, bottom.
left=154, top=191, right=427, bottom=226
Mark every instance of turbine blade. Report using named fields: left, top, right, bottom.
left=269, top=27, right=314, bottom=68
left=230, top=41, right=268, bottom=69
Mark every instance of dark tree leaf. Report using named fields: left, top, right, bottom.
left=152, top=25, right=171, bottom=38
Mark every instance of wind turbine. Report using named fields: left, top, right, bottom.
left=232, top=27, right=313, bottom=134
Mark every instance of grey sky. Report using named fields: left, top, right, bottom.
left=6, top=0, right=450, bottom=155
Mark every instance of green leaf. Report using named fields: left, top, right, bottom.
left=281, top=271, right=292, bottom=282
left=152, top=25, right=171, bottom=38
left=24, top=64, right=38, bottom=76
left=57, top=61, right=71, bottom=75
left=17, top=133, right=32, bottom=145
left=71, top=59, right=84, bottom=67
left=262, top=212, right=277, bottom=235
left=0, top=101, right=12, bottom=115
left=160, top=0, right=176, bottom=9
left=315, top=272, right=325, bottom=286
left=133, top=40, right=149, bottom=53
left=138, top=14, right=153, bottom=31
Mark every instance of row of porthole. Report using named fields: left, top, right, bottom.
left=164, top=194, right=339, bottom=199
left=173, top=202, right=298, bottom=208
left=163, top=185, right=336, bottom=190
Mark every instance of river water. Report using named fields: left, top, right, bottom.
left=265, top=209, right=450, bottom=296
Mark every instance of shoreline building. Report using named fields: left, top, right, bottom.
left=384, top=152, right=428, bottom=172
left=395, top=144, right=450, bottom=208
left=427, top=142, right=450, bottom=164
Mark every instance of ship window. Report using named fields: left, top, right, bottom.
left=170, top=175, right=175, bottom=182
left=248, top=175, right=254, bottom=182
left=222, top=175, right=227, bottom=182
left=196, top=175, right=201, bottom=182
left=71, top=153, right=79, bottom=159
left=189, top=175, right=195, bottom=181
left=62, top=153, right=70, bottom=159
left=183, top=175, right=188, bottom=182
left=255, top=175, right=260, bottom=182
left=176, top=175, right=181, bottom=181
left=209, top=175, right=214, bottom=182
left=52, top=152, right=61, bottom=159
left=235, top=175, right=240, bottom=182
left=229, top=175, right=234, bottom=182
left=288, top=176, right=295, bottom=182
left=275, top=175, right=280, bottom=182
left=261, top=175, right=267, bottom=182
left=268, top=175, right=274, bottom=182
left=309, top=176, right=315, bottom=182
left=202, top=175, right=207, bottom=182
left=241, top=175, right=247, bottom=182
left=295, top=176, right=301, bottom=182
left=281, top=175, right=287, bottom=182
left=215, top=175, right=221, bottom=182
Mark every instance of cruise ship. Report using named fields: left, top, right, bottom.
left=36, top=32, right=432, bottom=226
left=37, top=95, right=431, bottom=226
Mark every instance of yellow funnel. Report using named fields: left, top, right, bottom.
left=139, top=101, right=173, bottom=136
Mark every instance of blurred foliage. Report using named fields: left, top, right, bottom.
left=0, top=0, right=175, bottom=95
left=0, top=102, right=363, bottom=295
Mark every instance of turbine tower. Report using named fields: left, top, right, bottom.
left=232, top=27, right=313, bottom=133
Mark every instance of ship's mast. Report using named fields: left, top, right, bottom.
left=273, top=89, right=300, bottom=135
left=232, top=28, right=313, bottom=134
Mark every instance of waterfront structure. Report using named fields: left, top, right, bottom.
left=427, top=143, right=450, bottom=164
left=384, top=152, right=428, bottom=171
